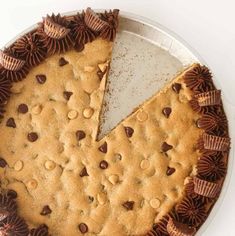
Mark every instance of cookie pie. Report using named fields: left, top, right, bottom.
left=0, top=8, right=230, bottom=236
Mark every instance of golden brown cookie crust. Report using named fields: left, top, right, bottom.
left=0, top=60, right=201, bottom=235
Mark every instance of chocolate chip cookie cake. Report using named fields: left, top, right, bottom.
left=0, top=7, right=230, bottom=236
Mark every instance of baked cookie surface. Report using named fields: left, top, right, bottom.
left=0, top=8, right=230, bottom=236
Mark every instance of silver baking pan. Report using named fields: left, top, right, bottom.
left=2, top=10, right=234, bottom=236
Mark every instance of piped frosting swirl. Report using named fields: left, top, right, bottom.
left=197, top=111, right=228, bottom=136
left=99, top=9, right=120, bottom=41
left=184, top=64, right=214, bottom=92
left=38, top=14, right=74, bottom=54
left=11, top=32, right=47, bottom=67
left=70, top=12, right=96, bottom=49
left=176, top=197, right=206, bottom=227
left=197, top=153, right=227, bottom=181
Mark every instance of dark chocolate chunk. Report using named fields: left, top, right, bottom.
left=162, top=107, right=172, bottom=118
left=40, top=205, right=52, bottom=215
left=6, top=118, right=16, bottom=128
left=63, top=91, right=73, bottom=100
left=99, top=160, right=108, bottom=169
left=124, top=126, right=134, bottom=138
left=161, top=142, right=173, bottom=152
left=122, top=201, right=134, bottom=210
left=18, top=104, right=28, bottom=114
left=28, top=132, right=38, bottom=142
left=78, top=223, right=88, bottom=234
left=80, top=167, right=89, bottom=177
left=6, top=189, right=17, bottom=199
left=172, top=83, right=182, bottom=93
left=0, top=157, right=7, bottom=168
left=167, top=167, right=176, bottom=176
left=59, top=57, right=68, bottom=66
left=98, top=142, right=107, bottom=153
left=36, top=74, right=47, bottom=84
left=88, top=196, right=94, bottom=203
left=76, top=130, right=86, bottom=141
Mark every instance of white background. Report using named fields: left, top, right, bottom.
left=0, top=0, right=235, bottom=235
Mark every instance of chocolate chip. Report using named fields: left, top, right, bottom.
left=36, top=74, right=47, bottom=84
left=80, top=167, right=89, bottom=177
left=172, top=83, right=182, bottom=93
left=98, top=142, right=107, bottom=153
left=162, top=107, right=172, bottom=118
left=161, top=142, right=173, bottom=152
left=28, top=132, right=38, bottom=142
left=78, top=223, right=88, bottom=234
left=40, top=205, right=52, bottom=215
left=0, top=158, right=7, bottom=168
left=59, top=57, right=68, bottom=66
left=18, top=104, right=28, bottom=114
left=122, top=201, right=134, bottom=210
left=97, top=70, right=105, bottom=80
left=88, top=196, right=94, bottom=203
left=76, top=130, right=86, bottom=141
left=63, top=91, right=73, bottom=100
left=6, top=189, right=17, bottom=199
left=99, top=160, right=108, bottom=169
left=6, top=118, right=16, bottom=128
left=124, top=126, right=134, bottom=138
left=166, top=167, right=175, bottom=176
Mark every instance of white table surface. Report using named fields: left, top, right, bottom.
left=0, top=0, right=235, bottom=235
